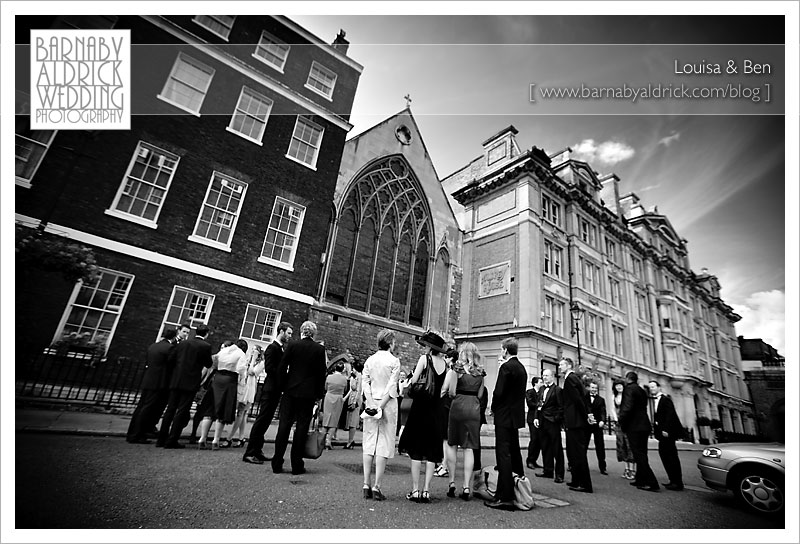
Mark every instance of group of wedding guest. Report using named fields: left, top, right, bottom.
left=358, top=329, right=492, bottom=504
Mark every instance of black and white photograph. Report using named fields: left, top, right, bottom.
left=3, top=1, right=797, bottom=542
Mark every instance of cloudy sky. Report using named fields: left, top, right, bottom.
left=290, top=12, right=789, bottom=354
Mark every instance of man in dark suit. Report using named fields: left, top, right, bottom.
left=126, top=329, right=178, bottom=444
left=525, top=376, right=542, bottom=470
left=618, top=371, right=659, bottom=491
left=271, top=321, right=327, bottom=475
left=648, top=380, right=685, bottom=490
left=558, top=357, right=593, bottom=493
left=242, top=322, right=293, bottom=464
left=156, top=325, right=214, bottom=449
left=586, top=382, right=608, bottom=475
left=533, top=369, right=565, bottom=483
left=484, top=337, right=527, bottom=511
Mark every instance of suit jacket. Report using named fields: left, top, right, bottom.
left=277, top=337, right=327, bottom=399
left=525, top=387, right=539, bottom=425
left=561, top=371, right=589, bottom=429
left=491, top=356, right=526, bottom=429
left=534, top=384, right=563, bottom=425
left=653, top=394, right=685, bottom=440
left=168, top=336, right=214, bottom=392
left=586, top=393, right=607, bottom=427
left=140, top=339, right=175, bottom=390
left=260, top=340, right=285, bottom=393
left=617, top=382, right=651, bottom=433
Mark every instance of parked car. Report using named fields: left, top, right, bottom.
left=697, top=442, right=785, bottom=517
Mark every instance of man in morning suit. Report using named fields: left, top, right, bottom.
left=648, top=380, right=685, bottom=490
left=242, top=322, right=294, bottom=464
left=156, top=325, right=214, bottom=449
left=617, top=371, right=659, bottom=491
left=126, top=329, right=177, bottom=444
left=558, top=357, right=593, bottom=493
left=586, top=382, right=608, bottom=475
left=533, top=369, right=565, bottom=483
left=525, top=376, right=543, bottom=470
left=484, top=337, right=527, bottom=511
left=271, top=321, right=327, bottom=475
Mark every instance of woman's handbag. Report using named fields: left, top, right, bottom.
left=303, top=403, right=326, bottom=459
left=406, top=354, right=435, bottom=399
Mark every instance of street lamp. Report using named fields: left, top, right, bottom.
left=570, top=301, right=585, bottom=367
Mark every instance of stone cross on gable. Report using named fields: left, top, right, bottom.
left=404, top=94, right=412, bottom=108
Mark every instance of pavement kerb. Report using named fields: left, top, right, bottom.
left=15, top=407, right=706, bottom=451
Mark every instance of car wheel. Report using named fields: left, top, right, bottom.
left=731, top=467, right=784, bottom=516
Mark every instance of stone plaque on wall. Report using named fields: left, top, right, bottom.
left=478, top=261, right=511, bottom=299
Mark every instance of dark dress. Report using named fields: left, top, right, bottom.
left=398, top=356, right=446, bottom=463
left=447, top=373, right=482, bottom=449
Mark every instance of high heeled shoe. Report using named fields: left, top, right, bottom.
left=343, top=441, right=356, bottom=450
left=362, top=485, right=373, bottom=499
left=446, top=482, right=456, bottom=498
left=405, top=489, right=420, bottom=502
left=419, top=490, right=431, bottom=504
left=372, top=486, right=386, bottom=501
left=460, top=487, right=471, bottom=501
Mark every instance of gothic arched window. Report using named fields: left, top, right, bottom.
left=325, top=156, right=433, bottom=326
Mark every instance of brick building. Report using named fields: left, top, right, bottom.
left=442, top=127, right=757, bottom=441
left=739, top=337, right=785, bottom=440
left=15, top=15, right=363, bottom=360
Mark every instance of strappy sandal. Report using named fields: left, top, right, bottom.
left=231, top=438, right=244, bottom=448
left=460, top=487, right=471, bottom=501
left=219, top=438, right=231, bottom=448
left=447, top=482, right=456, bottom=498
left=419, top=490, right=431, bottom=503
left=405, top=489, right=420, bottom=502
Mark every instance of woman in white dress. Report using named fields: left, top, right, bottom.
left=229, top=345, right=263, bottom=447
left=361, top=329, right=401, bottom=501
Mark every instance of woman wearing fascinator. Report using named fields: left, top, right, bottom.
left=441, top=342, right=485, bottom=501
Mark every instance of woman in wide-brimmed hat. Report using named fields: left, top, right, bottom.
left=398, top=331, right=449, bottom=504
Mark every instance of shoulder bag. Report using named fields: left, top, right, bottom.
left=406, top=354, right=435, bottom=400
left=303, top=402, right=326, bottom=459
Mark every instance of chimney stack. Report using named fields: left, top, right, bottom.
left=332, top=29, right=349, bottom=54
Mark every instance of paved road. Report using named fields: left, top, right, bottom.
left=15, top=432, right=784, bottom=530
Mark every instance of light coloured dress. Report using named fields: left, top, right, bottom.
left=237, top=348, right=260, bottom=405
left=322, top=372, right=349, bottom=427
left=344, top=371, right=363, bottom=429
left=361, top=349, right=401, bottom=458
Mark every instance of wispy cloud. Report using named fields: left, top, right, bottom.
left=572, top=139, right=635, bottom=165
left=658, top=131, right=680, bottom=147
left=730, top=290, right=785, bottom=355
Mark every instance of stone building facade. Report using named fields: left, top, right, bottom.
left=442, top=126, right=756, bottom=441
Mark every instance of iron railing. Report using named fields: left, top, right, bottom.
left=15, top=348, right=268, bottom=418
